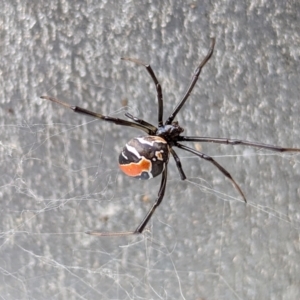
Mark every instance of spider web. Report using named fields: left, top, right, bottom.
left=1, top=1, right=300, bottom=299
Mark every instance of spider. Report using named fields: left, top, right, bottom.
left=41, top=38, right=300, bottom=236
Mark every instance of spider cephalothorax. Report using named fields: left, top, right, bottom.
left=156, top=121, right=184, bottom=143
left=41, top=37, right=300, bottom=236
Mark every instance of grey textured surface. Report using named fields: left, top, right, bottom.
left=1, top=1, right=300, bottom=299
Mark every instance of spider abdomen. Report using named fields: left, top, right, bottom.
left=119, top=136, right=169, bottom=180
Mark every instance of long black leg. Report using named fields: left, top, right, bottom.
left=87, top=165, right=168, bottom=236
left=134, top=164, right=168, bottom=233
left=125, top=112, right=157, bottom=134
left=121, top=57, right=164, bottom=126
left=166, top=38, right=215, bottom=125
left=170, top=147, right=186, bottom=180
left=177, top=136, right=300, bottom=152
left=175, top=142, right=247, bottom=202
left=41, top=96, right=152, bottom=134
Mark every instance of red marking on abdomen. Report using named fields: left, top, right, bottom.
left=119, top=157, right=151, bottom=177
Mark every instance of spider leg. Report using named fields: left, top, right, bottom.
left=134, top=164, right=168, bottom=233
left=125, top=112, right=157, bottom=134
left=177, top=136, right=300, bottom=152
left=166, top=38, right=215, bottom=125
left=175, top=142, right=247, bottom=203
left=40, top=96, right=152, bottom=134
left=121, top=57, right=164, bottom=126
left=86, top=165, right=168, bottom=236
left=170, top=147, right=187, bottom=180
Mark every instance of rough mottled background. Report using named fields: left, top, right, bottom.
left=1, top=0, right=300, bottom=299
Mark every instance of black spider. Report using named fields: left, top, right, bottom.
left=41, top=38, right=300, bottom=236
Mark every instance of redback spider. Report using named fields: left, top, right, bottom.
left=41, top=38, right=300, bottom=236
